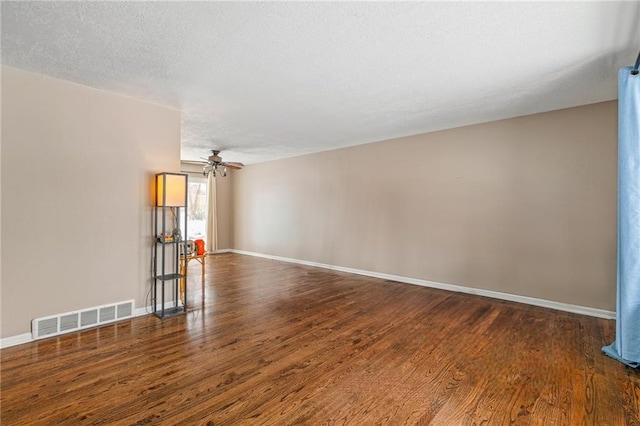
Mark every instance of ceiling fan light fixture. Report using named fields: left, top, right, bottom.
left=200, top=150, right=243, bottom=178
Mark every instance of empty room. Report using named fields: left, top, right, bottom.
left=1, top=2, right=639, bottom=425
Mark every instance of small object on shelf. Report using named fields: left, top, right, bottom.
left=156, top=233, right=175, bottom=243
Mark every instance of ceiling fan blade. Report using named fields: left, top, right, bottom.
left=224, top=162, right=244, bottom=168
left=221, top=162, right=243, bottom=170
left=182, top=160, right=209, bottom=165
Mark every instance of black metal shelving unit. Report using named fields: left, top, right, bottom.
left=152, top=172, right=188, bottom=319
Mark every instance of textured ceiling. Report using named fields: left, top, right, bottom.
left=2, top=2, right=639, bottom=165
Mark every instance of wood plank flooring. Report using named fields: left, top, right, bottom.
left=1, top=253, right=639, bottom=425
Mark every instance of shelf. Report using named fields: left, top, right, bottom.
left=155, top=239, right=187, bottom=245
left=153, top=172, right=189, bottom=320
left=153, top=305, right=187, bottom=319
left=154, top=273, right=186, bottom=281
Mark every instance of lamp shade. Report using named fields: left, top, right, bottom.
left=156, top=173, right=187, bottom=207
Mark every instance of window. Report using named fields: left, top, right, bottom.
left=187, top=177, right=207, bottom=243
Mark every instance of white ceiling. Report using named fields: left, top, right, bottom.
left=2, top=1, right=639, bottom=165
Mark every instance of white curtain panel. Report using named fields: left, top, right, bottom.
left=206, top=173, right=218, bottom=253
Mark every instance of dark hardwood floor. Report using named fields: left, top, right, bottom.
left=1, top=253, right=638, bottom=425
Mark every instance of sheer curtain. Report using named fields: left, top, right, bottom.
left=206, top=173, right=218, bottom=253
left=603, top=65, right=640, bottom=368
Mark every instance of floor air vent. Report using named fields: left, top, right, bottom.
left=32, top=300, right=135, bottom=340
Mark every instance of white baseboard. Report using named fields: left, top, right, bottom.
left=209, top=249, right=232, bottom=254
left=0, top=333, right=33, bottom=349
left=230, top=249, right=616, bottom=320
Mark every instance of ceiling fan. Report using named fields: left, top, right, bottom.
left=200, top=150, right=244, bottom=177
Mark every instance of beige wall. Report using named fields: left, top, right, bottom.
left=0, top=67, right=3, bottom=333
left=233, top=101, right=617, bottom=311
left=1, top=66, right=181, bottom=338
